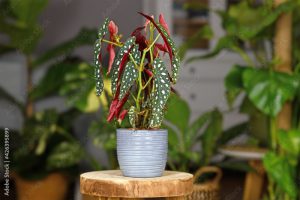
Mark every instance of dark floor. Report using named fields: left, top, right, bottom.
left=220, top=169, right=245, bottom=200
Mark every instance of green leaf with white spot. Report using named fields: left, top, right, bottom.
left=130, top=44, right=141, bottom=65
left=156, top=24, right=180, bottom=83
left=120, top=61, right=138, bottom=99
left=128, top=106, right=137, bottom=128
left=149, top=58, right=171, bottom=128
left=94, top=18, right=109, bottom=96
left=119, top=45, right=140, bottom=98
left=138, top=13, right=180, bottom=83
left=111, top=36, right=136, bottom=95
left=94, top=39, right=104, bottom=96
left=171, top=54, right=180, bottom=83
left=98, top=18, right=109, bottom=39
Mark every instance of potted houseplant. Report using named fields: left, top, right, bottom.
left=0, top=0, right=100, bottom=199
left=93, top=13, right=180, bottom=178
left=183, top=0, right=300, bottom=199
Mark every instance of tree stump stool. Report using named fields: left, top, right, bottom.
left=80, top=170, right=193, bottom=200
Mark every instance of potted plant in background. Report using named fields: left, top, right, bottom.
left=0, top=0, right=100, bottom=199
left=93, top=13, right=180, bottom=178
left=164, top=94, right=251, bottom=200
left=183, top=0, right=300, bottom=199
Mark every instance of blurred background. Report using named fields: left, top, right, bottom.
left=0, top=0, right=299, bottom=200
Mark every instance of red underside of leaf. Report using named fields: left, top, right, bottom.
left=107, top=86, right=120, bottom=122
left=131, top=26, right=147, bottom=51
left=107, top=89, right=130, bottom=122
left=115, top=92, right=130, bottom=117
left=138, top=12, right=173, bottom=61
left=117, top=53, right=130, bottom=81
left=144, top=68, right=153, bottom=77
left=155, top=43, right=168, bottom=53
left=107, top=44, right=115, bottom=74
left=118, top=109, right=128, bottom=121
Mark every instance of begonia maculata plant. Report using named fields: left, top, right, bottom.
left=94, top=13, right=180, bottom=129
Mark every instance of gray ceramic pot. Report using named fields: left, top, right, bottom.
left=117, top=129, right=168, bottom=178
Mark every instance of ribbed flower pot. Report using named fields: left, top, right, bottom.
left=117, top=129, right=168, bottom=178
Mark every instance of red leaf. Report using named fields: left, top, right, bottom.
left=144, top=15, right=154, bottom=29
left=131, top=26, right=147, bottom=51
left=107, top=86, right=130, bottom=122
left=107, top=86, right=120, bottom=122
left=138, top=12, right=173, bottom=61
left=118, top=109, right=128, bottom=122
left=107, top=98, right=118, bottom=122
left=115, top=92, right=130, bottom=117
left=117, top=53, right=129, bottom=81
left=159, top=14, right=170, bottom=34
left=108, top=20, right=118, bottom=37
left=155, top=43, right=168, bottom=53
left=107, top=44, right=115, bottom=74
left=144, top=68, right=153, bottom=77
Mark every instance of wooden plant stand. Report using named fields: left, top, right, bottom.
left=80, top=170, right=193, bottom=200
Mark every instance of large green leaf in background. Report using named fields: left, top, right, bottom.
left=243, top=68, right=299, bottom=117
left=10, top=0, right=48, bottom=25
left=263, top=152, right=297, bottom=198
left=33, top=28, right=97, bottom=67
left=47, top=141, right=84, bottom=170
left=200, top=109, right=223, bottom=165
left=224, top=65, right=246, bottom=107
left=30, top=62, right=80, bottom=100
left=186, top=110, right=212, bottom=146
left=31, top=61, right=99, bottom=112
left=278, top=129, right=300, bottom=161
left=0, top=0, right=49, bottom=54
left=59, top=63, right=98, bottom=112
left=165, top=94, right=190, bottom=133
left=225, top=1, right=296, bottom=40
left=0, top=17, right=43, bottom=54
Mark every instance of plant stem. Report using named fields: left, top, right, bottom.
left=145, top=34, right=160, bottom=52
left=268, top=180, right=275, bottom=200
left=233, top=47, right=254, bottom=67
left=270, top=117, right=277, bottom=150
left=135, top=34, right=160, bottom=112
left=26, top=56, right=34, bottom=118
left=142, top=76, right=153, bottom=89
left=129, top=53, right=138, bottom=68
left=102, top=39, right=122, bottom=47
left=149, top=23, right=154, bottom=63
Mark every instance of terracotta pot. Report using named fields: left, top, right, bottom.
left=14, top=173, right=68, bottom=200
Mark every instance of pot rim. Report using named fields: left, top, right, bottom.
left=117, top=128, right=167, bottom=132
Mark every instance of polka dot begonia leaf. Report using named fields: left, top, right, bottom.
left=111, top=37, right=136, bottom=96
left=94, top=18, right=109, bottom=96
left=157, top=24, right=181, bottom=84
left=138, top=12, right=180, bottom=84
left=94, top=39, right=104, bottom=96
left=131, top=44, right=141, bottom=65
left=128, top=106, right=136, bottom=128
left=149, top=58, right=171, bottom=128
left=98, top=18, right=109, bottom=39
left=119, top=61, right=138, bottom=99
left=171, top=54, right=180, bottom=83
